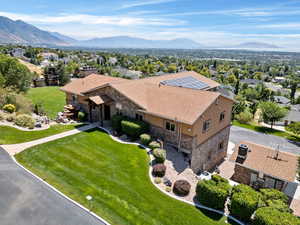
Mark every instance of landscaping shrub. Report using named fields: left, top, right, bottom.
left=152, top=163, right=166, bottom=177
left=3, top=104, right=16, bottom=113
left=15, top=114, right=35, bottom=129
left=154, top=177, right=162, bottom=184
left=0, top=112, right=5, bottom=121
left=152, top=148, right=166, bottom=163
left=212, top=174, right=229, bottom=184
left=196, top=176, right=231, bottom=210
left=121, top=120, right=149, bottom=138
left=111, top=114, right=124, bottom=132
left=252, top=207, right=300, bottom=225
left=140, top=133, right=151, bottom=146
left=78, top=111, right=85, bottom=121
left=260, top=188, right=288, bottom=204
left=235, top=109, right=253, bottom=124
left=265, top=199, right=292, bottom=213
left=149, top=141, right=161, bottom=150
left=6, top=114, right=16, bottom=122
left=230, top=184, right=262, bottom=222
left=173, top=180, right=191, bottom=197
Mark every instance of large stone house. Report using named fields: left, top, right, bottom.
left=61, top=71, right=234, bottom=173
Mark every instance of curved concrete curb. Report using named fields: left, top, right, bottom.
left=98, top=126, right=245, bottom=225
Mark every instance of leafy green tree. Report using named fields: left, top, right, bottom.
left=259, top=102, right=288, bottom=128
left=0, top=54, right=33, bottom=92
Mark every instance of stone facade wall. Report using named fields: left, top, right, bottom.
left=190, top=126, right=230, bottom=173
left=150, top=125, right=194, bottom=153
left=231, top=164, right=253, bottom=185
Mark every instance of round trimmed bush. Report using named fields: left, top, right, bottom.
left=6, top=114, right=16, bottom=122
left=140, top=133, right=151, bottom=145
left=260, top=188, right=288, bottom=203
left=230, top=184, right=262, bottom=222
left=3, top=104, right=16, bottom=113
left=154, top=177, right=162, bottom=184
left=152, top=163, right=166, bottom=177
left=196, top=177, right=231, bottom=210
left=152, top=148, right=166, bottom=163
left=149, top=141, right=160, bottom=150
left=78, top=111, right=85, bottom=121
left=173, top=180, right=191, bottom=197
left=253, top=207, right=300, bottom=225
left=15, top=114, right=35, bottom=128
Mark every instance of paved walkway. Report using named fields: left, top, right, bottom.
left=1, top=123, right=97, bottom=155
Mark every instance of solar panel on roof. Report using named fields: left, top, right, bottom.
left=160, top=76, right=209, bottom=90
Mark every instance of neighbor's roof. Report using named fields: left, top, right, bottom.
left=284, top=110, right=300, bottom=122
left=60, top=74, right=126, bottom=95
left=230, top=141, right=298, bottom=182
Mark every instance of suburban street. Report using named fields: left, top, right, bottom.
left=0, top=147, right=106, bottom=225
left=230, top=126, right=300, bottom=155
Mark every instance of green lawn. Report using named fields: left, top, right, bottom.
left=16, top=129, right=236, bottom=225
left=232, top=121, right=300, bottom=142
left=0, top=124, right=82, bottom=144
left=26, top=86, right=65, bottom=119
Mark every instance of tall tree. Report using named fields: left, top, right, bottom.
left=259, top=102, right=288, bottom=129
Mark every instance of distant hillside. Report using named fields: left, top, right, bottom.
left=0, top=16, right=67, bottom=45
left=50, top=32, right=78, bottom=44
left=234, top=42, right=280, bottom=49
left=75, top=36, right=203, bottom=49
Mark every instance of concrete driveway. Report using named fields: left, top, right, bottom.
left=0, top=147, right=106, bottom=225
left=230, top=126, right=300, bottom=155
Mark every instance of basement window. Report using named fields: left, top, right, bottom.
left=166, top=121, right=176, bottom=132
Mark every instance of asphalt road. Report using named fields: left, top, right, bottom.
left=230, top=126, right=300, bottom=155
left=0, top=147, right=106, bottom=225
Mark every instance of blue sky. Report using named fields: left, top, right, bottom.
left=1, top=0, right=300, bottom=49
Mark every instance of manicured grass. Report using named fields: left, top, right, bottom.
left=0, top=124, right=82, bottom=144
left=26, top=86, right=65, bottom=119
left=233, top=121, right=300, bottom=142
left=16, top=129, right=235, bottom=225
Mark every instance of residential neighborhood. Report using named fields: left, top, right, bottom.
left=1, top=1, right=300, bottom=225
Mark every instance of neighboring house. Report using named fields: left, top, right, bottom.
left=61, top=71, right=234, bottom=173
left=79, top=66, right=98, bottom=77
left=274, top=96, right=290, bottom=105
left=273, top=76, right=286, bottom=83
left=114, top=67, right=142, bottom=79
left=240, top=79, right=262, bottom=87
left=230, top=142, right=298, bottom=192
left=284, top=110, right=300, bottom=126
left=39, top=52, right=59, bottom=61
left=11, top=48, right=25, bottom=58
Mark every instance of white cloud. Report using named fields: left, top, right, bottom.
left=257, top=23, right=300, bottom=29
left=0, top=11, right=185, bottom=26
left=120, top=0, right=177, bottom=9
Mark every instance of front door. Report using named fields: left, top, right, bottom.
left=104, top=105, right=111, bottom=120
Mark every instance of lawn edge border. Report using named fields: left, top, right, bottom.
left=98, top=126, right=245, bottom=225
left=12, top=125, right=245, bottom=225
left=11, top=155, right=111, bottom=225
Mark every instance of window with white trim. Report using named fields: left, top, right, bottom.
left=219, top=111, right=225, bottom=122
left=166, top=121, right=176, bottom=132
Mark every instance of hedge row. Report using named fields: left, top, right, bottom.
left=111, top=115, right=149, bottom=138
left=253, top=207, right=300, bottom=225
left=196, top=175, right=231, bottom=210
left=229, top=184, right=262, bottom=222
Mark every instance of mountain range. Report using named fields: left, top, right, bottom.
left=0, top=16, right=281, bottom=50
